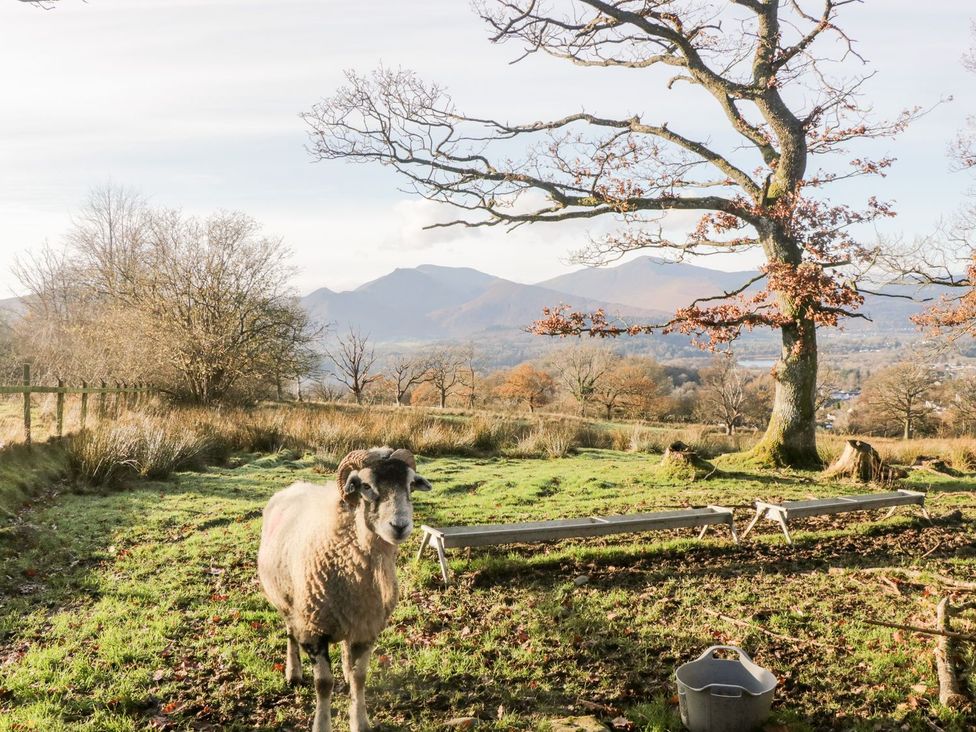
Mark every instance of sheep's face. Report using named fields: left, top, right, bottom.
left=343, top=458, right=431, bottom=546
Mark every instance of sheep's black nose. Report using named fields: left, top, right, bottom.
left=390, top=522, right=410, bottom=538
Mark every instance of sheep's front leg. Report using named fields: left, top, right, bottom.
left=285, top=629, right=302, bottom=685
left=312, top=645, right=334, bottom=732
left=342, top=641, right=373, bottom=732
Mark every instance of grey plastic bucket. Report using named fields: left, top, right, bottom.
left=675, top=645, right=777, bottom=732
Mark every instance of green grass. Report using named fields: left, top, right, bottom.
left=0, top=442, right=69, bottom=519
left=1, top=450, right=974, bottom=730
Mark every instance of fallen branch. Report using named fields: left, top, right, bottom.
left=845, top=567, right=976, bottom=592
left=935, top=597, right=968, bottom=708
left=862, top=617, right=976, bottom=644
left=703, top=607, right=846, bottom=650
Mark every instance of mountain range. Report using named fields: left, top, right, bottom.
left=301, top=256, right=937, bottom=345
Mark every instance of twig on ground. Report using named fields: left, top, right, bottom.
left=921, top=540, right=943, bottom=559
left=702, top=607, right=845, bottom=650
left=862, top=617, right=976, bottom=644
left=876, top=575, right=902, bottom=595
left=935, top=597, right=968, bottom=708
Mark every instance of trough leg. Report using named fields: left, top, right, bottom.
left=312, top=645, right=334, bottom=732
left=285, top=629, right=302, bottom=684
left=881, top=506, right=898, bottom=520
left=416, top=530, right=432, bottom=561
left=434, top=537, right=451, bottom=586
left=740, top=507, right=764, bottom=539
left=728, top=516, right=739, bottom=544
left=919, top=504, right=932, bottom=523
left=772, top=510, right=793, bottom=545
left=343, top=641, right=373, bottom=732
left=697, top=524, right=710, bottom=540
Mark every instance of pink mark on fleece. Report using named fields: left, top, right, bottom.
left=265, top=507, right=285, bottom=539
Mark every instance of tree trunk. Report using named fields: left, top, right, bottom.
left=903, top=418, right=911, bottom=440
left=439, top=390, right=446, bottom=408
left=748, top=316, right=821, bottom=468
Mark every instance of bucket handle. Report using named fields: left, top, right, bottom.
left=694, top=645, right=754, bottom=664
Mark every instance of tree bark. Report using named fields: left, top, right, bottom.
left=748, top=307, right=821, bottom=468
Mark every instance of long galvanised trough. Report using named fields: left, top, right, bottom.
left=417, top=505, right=737, bottom=584
left=741, top=489, right=929, bottom=545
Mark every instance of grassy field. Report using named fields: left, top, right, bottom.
left=1, top=448, right=974, bottom=731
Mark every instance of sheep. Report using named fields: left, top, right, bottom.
left=257, top=446, right=432, bottom=732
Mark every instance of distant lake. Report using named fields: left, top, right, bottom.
left=739, top=358, right=777, bottom=369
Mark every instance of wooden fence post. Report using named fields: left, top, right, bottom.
left=22, top=364, right=31, bottom=447
left=99, top=380, right=107, bottom=420
left=80, top=380, right=88, bottom=431
left=56, top=378, right=65, bottom=438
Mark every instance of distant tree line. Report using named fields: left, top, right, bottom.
left=311, top=334, right=777, bottom=432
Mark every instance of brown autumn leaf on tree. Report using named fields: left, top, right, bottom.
left=495, top=363, right=556, bottom=413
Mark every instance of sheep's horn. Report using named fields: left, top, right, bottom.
left=337, top=449, right=371, bottom=489
left=389, top=448, right=416, bottom=470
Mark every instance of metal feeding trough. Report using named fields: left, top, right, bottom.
left=675, top=645, right=777, bottom=732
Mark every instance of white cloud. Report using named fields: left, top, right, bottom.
left=0, top=0, right=973, bottom=297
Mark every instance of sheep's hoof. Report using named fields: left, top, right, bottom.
left=285, top=669, right=303, bottom=685
left=350, top=713, right=372, bottom=732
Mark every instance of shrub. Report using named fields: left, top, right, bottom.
left=65, top=416, right=211, bottom=486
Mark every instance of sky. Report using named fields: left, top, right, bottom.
left=0, top=0, right=974, bottom=297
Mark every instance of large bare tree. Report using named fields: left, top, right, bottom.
left=15, top=187, right=318, bottom=403
left=304, top=1, right=921, bottom=467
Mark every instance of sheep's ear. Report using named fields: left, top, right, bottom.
left=411, top=475, right=432, bottom=492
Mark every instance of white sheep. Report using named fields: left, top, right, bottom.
left=257, top=446, right=431, bottom=732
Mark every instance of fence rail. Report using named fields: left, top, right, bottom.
left=11, top=365, right=154, bottom=446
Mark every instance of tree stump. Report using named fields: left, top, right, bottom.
left=822, top=439, right=906, bottom=483
left=658, top=441, right=717, bottom=481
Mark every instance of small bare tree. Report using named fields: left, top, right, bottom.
left=325, top=328, right=379, bottom=404
left=863, top=361, right=937, bottom=440
left=697, top=357, right=746, bottom=435
left=457, top=345, right=481, bottom=409
left=549, top=344, right=614, bottom=417
left=424, top=347, right=464, bottom=409
left=388, top=354, right=429, bottom=407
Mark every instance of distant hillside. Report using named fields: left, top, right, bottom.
left=538, top=256, right=756, bottom=312
left=301, top=264, right=661, bottom=343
